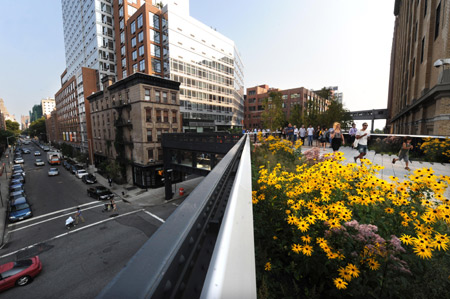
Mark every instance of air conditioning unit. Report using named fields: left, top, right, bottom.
left=149, top=159, right=154, bottom=163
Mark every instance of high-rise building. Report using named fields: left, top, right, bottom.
left=29, top=104, right=43, bottom=123
left=41, top=97, right=56, bottom=116
left=59, top=0, right=117, bottom=154
left=387, top=0, right=450, bottom=136
left=20, top=115, right=30, bottom=130
left=113, top=0, right=244, bottom=132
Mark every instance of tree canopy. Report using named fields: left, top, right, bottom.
left=261, top=91, right=286, bottom=130
left=28, top=117, right=47, bottom=140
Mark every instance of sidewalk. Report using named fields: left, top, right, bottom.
left=0, top=149, right=13, bottom=247
left=88, top=165, right=204, bottom=207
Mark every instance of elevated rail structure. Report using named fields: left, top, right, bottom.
left=348, top=109, right=388, bottom=132
left=98, top=135, right=256, bottom=298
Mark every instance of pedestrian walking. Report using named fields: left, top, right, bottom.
left=348, top=123, right=357, bottom=145
left=108, top=177, right=112, bottom=187
left=293, top=125, right=299, bottom=142
left=286, top=123, right=294, bottom=143
left=330, top=122, right=345, bottom=152
left=353, top=123, right=371, bottom=163
left=74, top=207, right=85, bottom=225
left=299, top=125, right=306, bottom=145
left=319, top=126, right=328, bottom=150
left=307, top=125, right=314, bottom=146
left=392, top=136, right=414, bottom=171
left=111, top=199, right=117, bottom=212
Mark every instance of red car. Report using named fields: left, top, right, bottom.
left=0, top=256, right=42, bottom=291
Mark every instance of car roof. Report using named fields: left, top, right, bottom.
left=11, top=197, right=27, bottom=205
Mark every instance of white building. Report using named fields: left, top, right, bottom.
left=161, top=0, right=244, bottom=132
left=41, top=97, right=56, bottom=116
left=60, top=0, right=117, bottom=152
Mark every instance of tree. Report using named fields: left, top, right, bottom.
left=321, top=100, right=353, bottom=129
left=289, top=104, right=303, bottom=127
left=28, top=117, right=47, bottom=140
left=305, top=99, right=321, bottom=127
left=0, top=129, right=16, bottom=150
left=261, top=91, right=286, bottom=130
left=5, top=120, right=20, bottom=135
left=315, top=87, right=332, bottom=100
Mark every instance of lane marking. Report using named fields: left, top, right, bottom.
left=7, top=201, right=101, bottom=227
left=0, top=209, right=145, bottom=260
left=8, top=200, right=124, bottom=233
left=144, top=211, right=165, bottom=223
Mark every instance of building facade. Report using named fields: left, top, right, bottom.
left=88, top=72, right=181, bottom=187
left=41, top=98, right=56, bottom=116
left=29, top=104, right=43, bottom=123
left=244, top=84, right=328, bottom=129
left=387, top=0, right=450, bottom=136
left=20, top=115, right=30, bottom=130
left=113, top=0, right=244, bottom=132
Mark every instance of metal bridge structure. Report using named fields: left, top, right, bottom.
left=348, top=109, right=388, bottom=132
left=98, top=134, right=256, bottom=298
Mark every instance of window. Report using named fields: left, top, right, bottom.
left=132, top=50, right=137, bottom=60
left=139, top=45, right=144, bottom=56
left=420, top=36, right=425, bottom=63
left=121, top=45, right=125, bottom=56
left=150, top=44, right=161, bottom=57
left=435, top=2, right=441, bottom=40
left=137, top=14, right=143, bottom=28
left=138, top=31, right=144, bottom=42
left=122, top=69, right=127, bottom=78
left=122, top=58, right=126, bottom=67
left=157, top=129, right=162, bottom=142
left=149, top=29, right=160, bottom=43
left=163, top=92, right=167, bottom=103
left=139, top=59, right=145, bottom=71
left=163, top=111, right=169, bottom=122
left=131, top=37, right=136, bottom=47
left=152, top=58, right=161, bottom=72
left=424, top=0, right=428, bottom=17
left=120, top=19, right=124, bottom=30
left=120, top=32, right=125, bottom=44
left=155, top=91, right=160, bottom=103
left=119, top=6, right=124, bottom=17
left=145, top=89, right=150, bottom=101
left=171, top=93, right=176, bottom=104
left=172, top=110, right=177, bottom=123
left=133, top=63, right=138, bottom=73
left=148, top=149, right=154, bottom=160
left=147, top=129, right=152, bottom=142
left=145, top=108, right=152, bottom=123
left=150, top=12, right=160, bottom=29
left=156, top=110, right=162, bottom=122
left=130, top=21, right=136, bottom=34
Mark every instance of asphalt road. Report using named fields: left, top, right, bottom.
left=0, top=142, right=183, bottom=298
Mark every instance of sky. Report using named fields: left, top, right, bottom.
left=0, top=0, right=395, bottom=130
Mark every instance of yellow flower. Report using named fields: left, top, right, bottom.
left=367, top=258, right=380, bottom=271
left=338, top=267, right=352, bottom=281
left=301, top=235, right=311, bottom=244
left=346, top=263, right=360, bottom=278
left=400, top=234, right=413, bottom=245
left=302, top=244, right=313, bottom=256
left=292, top=243, right=302, bottom=254
left=385, top=207, right=394, bottom=214
left=414, top=245, right=433, bottom=259
left=333, top=277, right=348, bottom=290
left=265, top=262, right=272, bottom=271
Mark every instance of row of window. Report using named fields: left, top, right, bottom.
left=144, top=89, right=177, bottom=104
left=180, top=100, right=232, bottom=113
left=145, top=109, right=178, bottom=124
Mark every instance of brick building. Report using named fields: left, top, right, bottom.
left=244, top=84, right=328, bottom=129
left=387, top=0, right=450, bottom=136
left=87, top=72, right=181, bottom=187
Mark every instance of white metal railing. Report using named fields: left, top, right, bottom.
left=201, top=136, right=256, bottom=299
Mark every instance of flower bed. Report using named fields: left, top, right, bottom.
left=252, top=135, right=450, bottom=298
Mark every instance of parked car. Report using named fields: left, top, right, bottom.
left=14, top=157, right=24, bottom=164
left=0, top=256, right=42, bottom=291
left=82, top=174, right=97, bottom=184
left=21, top=148, right=31, bottom=154
left=63, top=160, right=72, bottom=170
left=10, top=179, right=24, bottom=186
left=10, top=190, right=26, bottom=201
left=35, top=159, right=45, bottom=166
left=42, top=146, right=50, bottom=152
left=10, top=174, right=25, bottom=184
left=75, top=169, right=88, bottom=179
left=48, top=168, right=59, bottom=176
left=8, top=197, right=32, bottom=222
left=12, top=165, right=23, bottom=172
left=12, top=169, right=26, bottom=177
left=9, top=183, right=25, bottom=194
left=71, top=164, right=84, bottom=175
left=87, top=186, right=114, bottom=200
left=34, top=151, right=41, bottom=156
